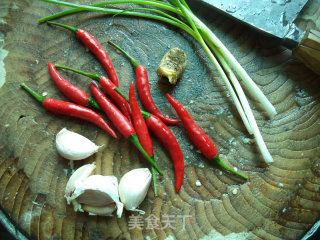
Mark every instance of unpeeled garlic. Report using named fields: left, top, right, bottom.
left=56, top=128, right=100, bottom=160
left=119, top=168, right=151, bottom=214
left=82, top=203, right=116, bottom=216
left=65, top=163, right=123, bottom=217
left=65, top=162, right=96, bottom=200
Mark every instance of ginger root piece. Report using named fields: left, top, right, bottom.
left=157, top=48, right=187, bottom=85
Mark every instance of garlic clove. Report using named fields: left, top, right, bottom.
left=73, top=175, right=118, bottom=206
left=56, top=128, right=101, bottom=160
left=68, top=175, right=123, bottom=218
left=119, top=168, right=152, bottom=214
left=65, top=162, right=96, bottom=203
left=82, top=203, right=116, bottom=216
left=76, top=189, right=114, bottom=206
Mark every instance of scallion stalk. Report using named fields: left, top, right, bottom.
left=183, top=7, right=277, bottom=118
left=38, top=0, right=182, bottom=22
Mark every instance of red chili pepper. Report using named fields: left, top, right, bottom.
left=98, top=76, right=132, bottom=122
left=129, top=82, right=154, bottom=156
left=166, top=94, right=248, bottom=180
left=90, top=82, right=163, bottom=176
left=129, top=82, right=158, bottom=196
left=90, top=82, right=133, bottom=139
left=108, top=41, right=181, bottom=125
left=54, top=64, right=131, bottom=122
left=48, top=21, right=118, bottom=87
left=141, top=111, right=184, bottom=192
left=48, top=63, right=100, bottom=110
left=20, top=83, right=117, bottom=138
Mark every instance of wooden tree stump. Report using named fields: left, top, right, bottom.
left=0, top=0, right=319, bottom=239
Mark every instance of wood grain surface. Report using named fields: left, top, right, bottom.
left=0, top=0, right=319, bottom=239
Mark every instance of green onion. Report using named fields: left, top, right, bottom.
left=185, top=7, right=277, bottom=117
left=38, top=0, right=182, bottom=23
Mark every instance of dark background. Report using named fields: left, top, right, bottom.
left=0, top=222, right=15, bottom=240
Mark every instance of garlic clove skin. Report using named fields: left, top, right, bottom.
left=65, top=163, right=96, bottom=203
left=68, top=175, right=123, bottom=218
left=56, top=128, right=100, bottom=160
left=71, top=199, right=83, bottom=213
left=82, top=203, right=116, bottom=216
left=119, top=168, right=152, bottom=214
left=71, top=175, right=118, bottom=206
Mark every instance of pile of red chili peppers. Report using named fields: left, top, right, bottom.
left=21, top=22, right=248, bottom=196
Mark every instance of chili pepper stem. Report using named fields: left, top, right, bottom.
left=128, top=134, right=163, bottom=176
left=212, top=155, right=248, bottom=180
left=20, top=83, right=45, bottom=103
left=141, top=110, right=152, bottom=119
left=55, top=64, right=102, bottom=81
left=150, top=156, right=158, bottom=197
left=87, top=97, right=101, bottom=110
left=108, top=41, right=140, bottom=68
left=114, top=88, right=129, bottom=102
left=47, top=21, right=79, bottom=33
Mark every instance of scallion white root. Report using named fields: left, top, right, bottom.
left=214, top=51, right=254, bottom=135
left=216, top=51, right=273, bottom=162
left=186, top=8, right=277, bottom=118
